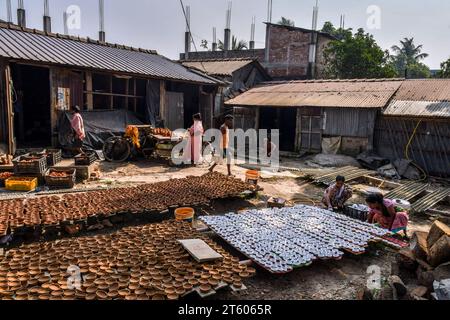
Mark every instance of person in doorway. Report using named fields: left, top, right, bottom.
left=70, top=106, right=85, bottom=155
left=366, top=193, right=409, bottom=236
left=184, top=113, right=204, bottom=165
left=322, top=176, right=353, bottom=211
left=209, top=115, right=233, bottom=176
left=264, top=136, right=277, bottom=158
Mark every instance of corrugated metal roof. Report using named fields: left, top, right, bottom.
left=182, top=59, right=256, bottom=76
left=383, top=100, right=450, bottom=118
left=0, top=24, right=214, bottom=84
left=394, top=79, right=450, bottom=101
left=225, top=79, right=403, bottom=108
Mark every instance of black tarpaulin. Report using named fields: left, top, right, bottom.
left=58, top=110, right=143, bottom=150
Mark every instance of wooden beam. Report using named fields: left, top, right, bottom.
left=83, top=91, right=144, bottom=99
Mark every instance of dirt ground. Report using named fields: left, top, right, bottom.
left=73, top=158, right=435, bottom=300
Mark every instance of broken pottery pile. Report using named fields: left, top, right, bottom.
left=201, top=205, right=390, bottom=273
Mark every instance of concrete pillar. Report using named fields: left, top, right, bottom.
left=17, top=9, right=26, bottom=28
left=224, top=29, right=231, bottom=51
left=43, top=16, right=51, bottom=33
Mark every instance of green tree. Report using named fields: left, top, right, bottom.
left=218, top=36, right=248, bottom=51
left=321, top=21, right=351, bottom=40
left=390, top=38, right=430, bottom=78
left=323, top=28, right=396, bottom=79
left=277, top=17, right=295, bottom=27
left=437, top=57, right=450, bottom=78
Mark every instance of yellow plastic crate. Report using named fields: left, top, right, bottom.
left=5, top=177, right=38, bottom=192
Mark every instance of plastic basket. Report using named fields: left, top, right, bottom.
left=5, top=177, right=38, bottom=192
left=74, top=152, right=97, bottom=166
left=46, top=149, right=62, bottom=166
left=343, top=205, right=369, bottom=222
left=13, top=154, right=48, bottom=175
left=45, top=169, right=76, bottom=189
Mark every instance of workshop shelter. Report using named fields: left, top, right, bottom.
left=0, top=23, right=218, bottom=154
left=375, top=79, right=450, bottom=178
left=225, top=79, right=403, bottom=153
left=182, top=58, right=270, bottom=130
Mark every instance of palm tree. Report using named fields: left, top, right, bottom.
left=391, top=38, right=429, bottom=63
left=390, top=38, right=430, bottom=78
left=218, top=36, right=248, bottom=50
left=277, top=17, right=295, bottom=27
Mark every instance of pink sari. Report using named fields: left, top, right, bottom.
left=184, top=120, right=204, bottom=164
left=368, top=199, right=409, bottom=231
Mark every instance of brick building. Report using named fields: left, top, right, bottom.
left=180, top=23, right=335, bottom=80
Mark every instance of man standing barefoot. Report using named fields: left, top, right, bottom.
left=209, top=115, right=233, bottom=176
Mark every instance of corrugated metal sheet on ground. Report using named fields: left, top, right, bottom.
left=225, top=79, right=403, bottom=108
left=393, top=79, right=450, bottom=101
left=182, top=59, right=255, bottom=76
left=412, top=188, right=450, bottom=213
left=383, top=100, right=450, bottom=119
left=0, top=25, right=214, bottom=84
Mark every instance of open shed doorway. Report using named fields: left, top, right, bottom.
left=260, top=107, right=297, bottom=152
left=11, top=64, right=51, bottom=147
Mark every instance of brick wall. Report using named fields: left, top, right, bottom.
left=265, top=24, right=332, bottom=80
left=181, top=24, right=333, bottom=80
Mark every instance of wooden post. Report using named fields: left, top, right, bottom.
left=4, top=65, right=15, bottom=154
left=160, top=80, right=166, bottom=123
left=109, top=75, right=113, bottom=109
left=295, top=108, right=301, bottom=152
left=133, top=79, right=137, bottom=113
left=255, top=107, right=260, bottom=131
left=85, top=72, right=93, bottom=110
left=125, top=78, right=129, bottom=110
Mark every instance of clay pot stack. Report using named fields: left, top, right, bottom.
left=0, top=221, right=254, bottom=300
left=0, top=172, right=254, bottom=233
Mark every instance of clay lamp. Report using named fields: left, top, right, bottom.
left=233, top=281, right=243, bottom=289
left=64, top=290, right=76, bottom=298
left=108, top=291, right=119, bottom=299
left=118, top=289, right=130, bottom=298
left=135, top=288, right=146, bottom=296
left=152, top=294, right=166, bottom=300
left=200, top=284, right=212, bottom=293
left=129, top=283, right=139, bottom=291
left=164, top=288, right=176, bottom=295
left=85, top=287, right=97, bottom=294
left=96, top=291, right=108, bottom=300
left=208, top=279, right=219, bottom=287
left=198, top=278, right=209, bottom=285
left=98, top=284, right=109, bottom=291
left=125, top=294, right=137, bottom=301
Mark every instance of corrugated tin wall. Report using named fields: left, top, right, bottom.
left=374, top=117, right=450, bottom=177
left=323, top=108, right=377, bottom=137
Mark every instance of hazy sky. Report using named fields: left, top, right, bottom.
left=1, top=0, right=449, bottom=68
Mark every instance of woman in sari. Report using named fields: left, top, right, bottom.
left=184, top=113, right=204, bottom=165
left=366, top=193, right=409, bottom=236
